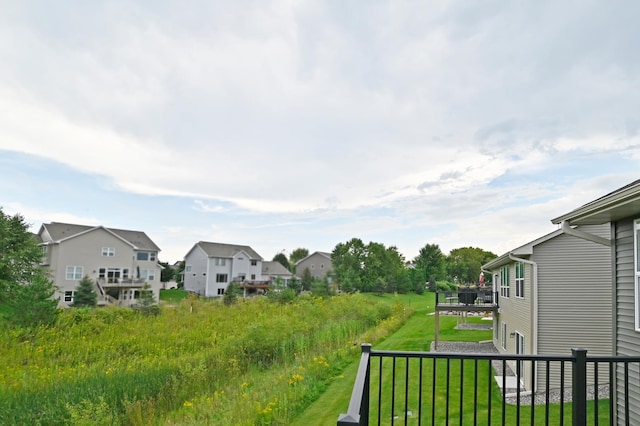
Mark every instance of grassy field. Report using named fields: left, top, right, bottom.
left=0, top=293, right=411, bottom=425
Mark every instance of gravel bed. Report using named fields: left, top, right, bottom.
left=429, top=341, right=610, bottom=406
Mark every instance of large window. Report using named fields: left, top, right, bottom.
left=500, top=266, right=510, bottom=297
left=140, top=269, right=156, bottom=281
left=515, top=262, right=525, bottom=298
left=215, top=258, right=226, bottom=266
left=635, top=220, right=640, bottom=330
left=136, top=251, right=157, bottom=261
left=216, top=273, right=228, bottom=283
left=251, top=260, right=257, bottom=266
left=66, top=266, right=83, bottom=280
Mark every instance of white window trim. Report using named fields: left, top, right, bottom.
left=102, top=247, right=115, bottom=256
left=634, top=220, right=640, bottom=331
left=515, top=262, right=525, bottom=298
left=500, top=266, right=510, bottom=298
left=66, top=266, right=83, bottom=280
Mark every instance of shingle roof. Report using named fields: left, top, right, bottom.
left=262, top=261, right=292, bottom=276
left=196, top=241, right=263, bottom=260
left=40, top=222, right=160, bottom=251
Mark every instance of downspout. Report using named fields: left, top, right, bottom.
left=508, top=253, right=538, bottom=390
left=560, top=221, right=611, bottom=246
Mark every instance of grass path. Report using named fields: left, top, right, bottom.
left=291, top=293, right=492, bottom=425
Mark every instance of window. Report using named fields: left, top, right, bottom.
left=136, top=251, right=156, bottom=261
left=216, top=273, right=228, bottom=283
left=501, top=322, right=507, bottom=350
left=515, top=262, right=525, bottom=298
left=215, top=258, right=226, bottom=266
left=500, top=266, right=510, bottom=297
left=140, top=269, right=156, bottom=281
left=64, top=291, right=74, bottom=302
left=251, top=260, right=257, bottom=266
left=186, top=265, right=192, bottom=272
left=635, top=220, right=640, bottom=330
left=102, top=247, right=115, bottom=256
left=66, top=266, right=83, bottom=280
left=251, top=274, right=255, bottom=280
left=217, top=288, right=225, bottom=295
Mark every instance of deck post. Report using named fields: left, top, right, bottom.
left=571, top=348, right=587, bottom=426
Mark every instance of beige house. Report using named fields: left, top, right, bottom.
left=183, top=241, right=264, bottom=297
left=37, top=222, right=162, bottom=307
left=483, top=223, right=612, bottom=391
left=295, top=251, right=333, bottom=281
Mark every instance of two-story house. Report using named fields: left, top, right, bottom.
left=552, top=179, right=640, bottom=425
left=37, top=222, right=162, bottom=307
left=483, top=223, right=612, bottom=391
left=295, top=251, right=333, bottom=282
left=261, top=261, right=292, bottom=287
left=183, top=241, right=264, bottom=297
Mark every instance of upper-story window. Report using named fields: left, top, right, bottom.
left=215, top=258, right=226, bottom=266
left=102, top=247, right=115, bottom=256
left=634, top=220, right=640, bottom=330
left=251, top=260, right=257, bottom=266
left=185, top=265, right=192, bottom=272
left=515, top=262, right=525, bottom=298
left=136, top=251, right=157, bottom=261
left=500, top=265, right=510, bottom=297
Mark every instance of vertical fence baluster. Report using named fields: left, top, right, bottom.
left=378, top=357, right=383, bottom=426
left=391, top=357, right=396, bottom=425
left=487, top=358, right=492, bottom=426
left=560, top=361, right=565, bottom=426
left=404, top=357, right=409, bottom=424
left=445, top=358, right=451, bottom=425
left=418, top=358, right=423, bottom=426
left=473, top=359, right=478, bottom=426
left=459, top=358, right=464, bottom=426
left=530, top=359, right=536, bottom=425
left=593, top=362, right=599, bottom=426
left=501, top=359, right=507, bottom=426
left=431, top=358, right=436, bottom=426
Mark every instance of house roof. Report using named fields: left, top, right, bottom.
left=262, top=261, right=292, bottom=276
left=195, top=241, right=263, bottom=260
left=483, top=229, right=565, bottom=270
left=39, top=222, right=160, bottom=251
left=295, top=251, right=332, bottom=265
left=551, top=179, right=640, bottom=226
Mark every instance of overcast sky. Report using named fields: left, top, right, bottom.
left=1, top=1, right=639, bottom=263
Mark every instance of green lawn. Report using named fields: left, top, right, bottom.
left=292, top=292, right=493, bottom=425
left=159, top=288, right=189, bottom=303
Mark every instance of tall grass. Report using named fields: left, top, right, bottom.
left=0, top=293, right=410, bottom=425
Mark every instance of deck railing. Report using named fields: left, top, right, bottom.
left=338, top=345, right=640, bottom=425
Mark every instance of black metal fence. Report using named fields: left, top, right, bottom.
left=338, top=344, right=640, bottom=426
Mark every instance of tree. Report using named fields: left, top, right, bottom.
left=289, top=248, right=309, bottom=273
left=72, top=276, right=97, bottom=308
left=331, top=238, right=366, bottom=292
left=300, top=267, right=313, bottom=291
left=223, top=283, right=241, bottom=305
left=159, top=261, right=175, bottom=283
left=445, top=247, right=497, bottom=284
left=272, top=253, right=290, bottom=271
left=0, top=208, right=59, bottom=327
left=174, top=261, right=185, bottom=288
left=413, top=243, right=446, bottom=284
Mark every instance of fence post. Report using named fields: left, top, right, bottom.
left=572, top=348, right=587, bottom=426
left=337, top=344, right=372, bottom=426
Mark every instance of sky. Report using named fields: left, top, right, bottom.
left=1, top=1, right=639, bottom=264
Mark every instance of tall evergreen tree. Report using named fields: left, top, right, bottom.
left=72, top=276, right=97, bottom=308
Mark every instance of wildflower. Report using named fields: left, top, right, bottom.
left=183, top=401, right=194, bottom=408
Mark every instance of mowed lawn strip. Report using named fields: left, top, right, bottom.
left=292, top=292, right=493, bottom=425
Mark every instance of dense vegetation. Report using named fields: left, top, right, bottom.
left=0, top=294, right=410, bottom=425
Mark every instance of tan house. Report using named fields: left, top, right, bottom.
left=261, top=261, right=292, bottom=286
left=483, top=223, right=612, bottom=391
left=37, top=222, right=162, bottom=307
left=295, top=251, right=333, bottom=281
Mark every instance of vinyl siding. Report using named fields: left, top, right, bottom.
left=614, top=218, right=640, bottom=425
left=184, top=248, right=208, bottom=296
left=535, top=224, right=612, bottom=389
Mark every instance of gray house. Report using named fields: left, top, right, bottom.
left=295, top=251, right=333, bottom=281
left=552, top=179, right=640, bottom=425
left=38, top=222, right=162, bottom=307
left=183, top=241, right=264, bottom=297
left=483, top=224, right=612, bottom=391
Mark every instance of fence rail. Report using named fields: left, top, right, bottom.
left=338, top=344, right=640, bottom=426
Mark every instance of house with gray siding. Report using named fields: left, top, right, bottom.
left=261, top=261, right=292, bottom=286
left=295, top=251, right=333, bottom=281
left=37, top=222, right=163, bottom=307
left=552, top=179, right=640, bottom=425
left=483, top=224, right=612, bottom=391
left=183, top=241, right=264, bottom=297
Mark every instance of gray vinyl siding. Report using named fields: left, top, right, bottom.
left=535, top=225, right=612, bottom=389
left=614, top=218, right=640, bottom=425
left=183, top=248, right=208, bottom=296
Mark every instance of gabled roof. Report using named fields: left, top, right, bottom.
left=262, top=261, right=292, bottom=276
left=483, top=229, right=565, bottom=270
left=195, top=241, right=263, bottom=260
left=39, top=222, right=160, bottom=251
left=551, top=179, right=640, bottom=226
left=295, top=251, right=332, bottom=265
